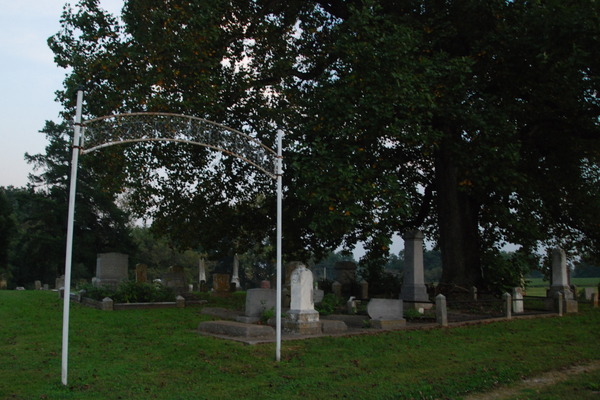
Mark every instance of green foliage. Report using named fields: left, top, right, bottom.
left=47, top=0, right=600, bottom=292
left=80, top=281, right=175, bottom=303
left=315, top=293, right=344, bottom=315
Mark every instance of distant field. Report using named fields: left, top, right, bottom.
left=526, top=277, right=599, bottom=297
left=527, top=277, right=600, bottom=287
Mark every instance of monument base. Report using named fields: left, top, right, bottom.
left=284, top=309, right=321, bottom=335
left=371, top=319, right=406, bottom=330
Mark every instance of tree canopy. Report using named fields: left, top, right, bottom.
left=48, top=0, right=600, bottom=292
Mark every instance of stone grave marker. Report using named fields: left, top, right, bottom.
left=56, top=275, right=65, bottom=290
left=135, top=264, right=148, bottom=283
left=94, top=253, right=128, bottom=290
left=213, top=273, right=231, bottom=293
left=513, top=287, right=524, bottom=313
left=237, top=288, right=276, bottom=323
left=400, top=229, right=430, bottom=311
left=367, top=298, right=406, bottom=329
left=285, top=263, right=320, bottom=334
left=163, top=266, right=187, bottom=294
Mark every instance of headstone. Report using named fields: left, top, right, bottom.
left=34, top=280, right=42, bottom=290
left=198, top=258, right=207, bottom=283
left=0, top=278, right=6, bottom=290
left=584, top=287, right=597, bottom=301
left=43, top=284, right=49, bottom=291
left=16, top=286, right=26, bottom=290
left=591, top=292, right=599, bottom=308
left=512, top=287, right=524, bottom=314
left=503, top=292, right=512, bottom=319
left=212, top=273, right=231, bottom=293
left=237, top=288, right=276, bottom=323
left=94, top=253, right=128, bottom=290
left=231, top=254, right=241, bottom=289
left=547, top=248, right=574, bottom=300
left=334, top=261, right=357, bottom=286
left=332, top=281, right=342, bottom=297
left=400, top=230, right=430, bottom=310
left=346, top=296, right=357, bottom=314
left=163, top=266, right=187, bottom=295
left=101, top=297, right=114, bottom=311
left=176, top=295, right=186, bottom=308
left=313, top=288, right=324, bottom=304
left=285, top=263, right=320, bottom=334
left=135, top=264, right=148, bottom=283
left=435, top=294, right=448, bottom=327
left=56, top=275, right=65, bottom=290
left=285, top=261, right=304, bottom=286
left=367, top=298, right=406, bottom=329
left=359, top=279, right=369, bottom=300
left=470, top=286, right=478, bottom=301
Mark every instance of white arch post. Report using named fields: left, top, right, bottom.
left=60, top=89, right=284, bottom=384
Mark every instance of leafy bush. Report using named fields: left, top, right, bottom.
left=316, top=293, right=343, bottom=315
left=79, top=281, right=175, bottom=303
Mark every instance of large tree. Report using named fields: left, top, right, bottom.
left=49, top=0, right=600, bottom=291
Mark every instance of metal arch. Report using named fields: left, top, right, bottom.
left=81, top=112, right=278, bottom=180
left=61, top=96, right=285, bottom=386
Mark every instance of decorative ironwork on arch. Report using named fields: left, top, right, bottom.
left=81, top=112, right=278, bottom=179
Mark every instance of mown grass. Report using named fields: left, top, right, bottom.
left=1, top=291, right=599, bottom=400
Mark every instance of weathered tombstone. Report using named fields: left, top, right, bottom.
left=135, top=264, right=148, bottom=283
left=313, top=288, right=324, bottom=305
left=548, top=248, right=573, bottom=299
left=101, top=297, right=113, bottom=311
left=285, top=264, right=320, bottom=334
left=94, top=253, right=128, bottom=290
left=503, top=292, right=512, bottom=319
left=470, top=286, right=478, bottom=301
left=198, top=258, right=207, bottom=284
left=359, top=279, right=369, bottom=300
left=231, top=254, right=241, bottom=290
left=212, top=273, right=231, bottom=293
left=163, top=266, right=187, bottom=295
left=260, top=280, right=271, bottom=289
left=512, top=287, right=524, bottom=314
left=0, top=278, right=7, bottom=290
left=400, top=230, right=430, bottom=312
left=237, top=288, right=277, bottom=323
left=56, top=275, right=65, bottom=290
left=367, top=298, right=406, bottom=329
left=176, top=295, right=186, bottom=308
left=334, top=261, right=357, bottom=286
left=435, top=294, right=448, bottom=327
left=591, top=292, right=599, bottom=308
left=285, top=261, right=304, bottom=287
left=34, top=280, right=42, bottom=290
left=546, top=248, right=577, bottom=313
left=584, top=287, right=597, bottom=301
left=332, top=281, right=342, bottom=298
left=43, top=284, right=49, bottom=291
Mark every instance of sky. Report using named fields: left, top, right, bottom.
left=0, top=0, right=124, bottom=188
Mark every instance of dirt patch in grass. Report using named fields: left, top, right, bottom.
left=463, top=360, right=600, bottom=400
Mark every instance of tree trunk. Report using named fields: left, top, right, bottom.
left=435, top=139, right=483, bottom=292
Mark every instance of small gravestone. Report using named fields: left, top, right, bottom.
left=285, top=264, right=320, bottom=335
left=332, top=281, right=342, bottom=298
left=231, top=254, right=241, bottom=290
left=163, top=266, right=187, bottom=295
left=94, top=253, right=128, bottom=290
left=584, top=287, right=597, bottom=301
left=34, top=280, right=42, bottom=290
left=56, top=275, right=65, bottom=290
left=0, top=278, right=7, bottom=290
left=135, top=264, right=148, bottom=283
left=367, top=298, right=406, bottom=329
left=198, top=258, right=207, bottom=284
left=313, top=288, right=324, bottom=304
left=359, top=279, right=369, bottom=299
left=237, top=288, right=276, bottom=323
left=213, top=273, right=231, bottom=293
left=435, top=294, right=448, bottom=327
left=512, top=287, right=524, bottom=313
left=43, top=283, right=49, bottom=290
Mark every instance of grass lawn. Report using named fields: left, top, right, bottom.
left=525, top=277, right=600, bottom=297
left=1, top=291, right=599, bottom=400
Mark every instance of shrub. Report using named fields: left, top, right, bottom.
left=79, top=281, right=175, bottom=303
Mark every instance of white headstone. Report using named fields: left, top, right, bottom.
left=290, top=264, right=314, bottom=311
left=400, top=230, right=429, bottom=303
left=548, top=248, right=574, bottom=300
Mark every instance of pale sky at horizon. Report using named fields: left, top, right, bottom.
left=0, top=0, right=124, bottom=188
